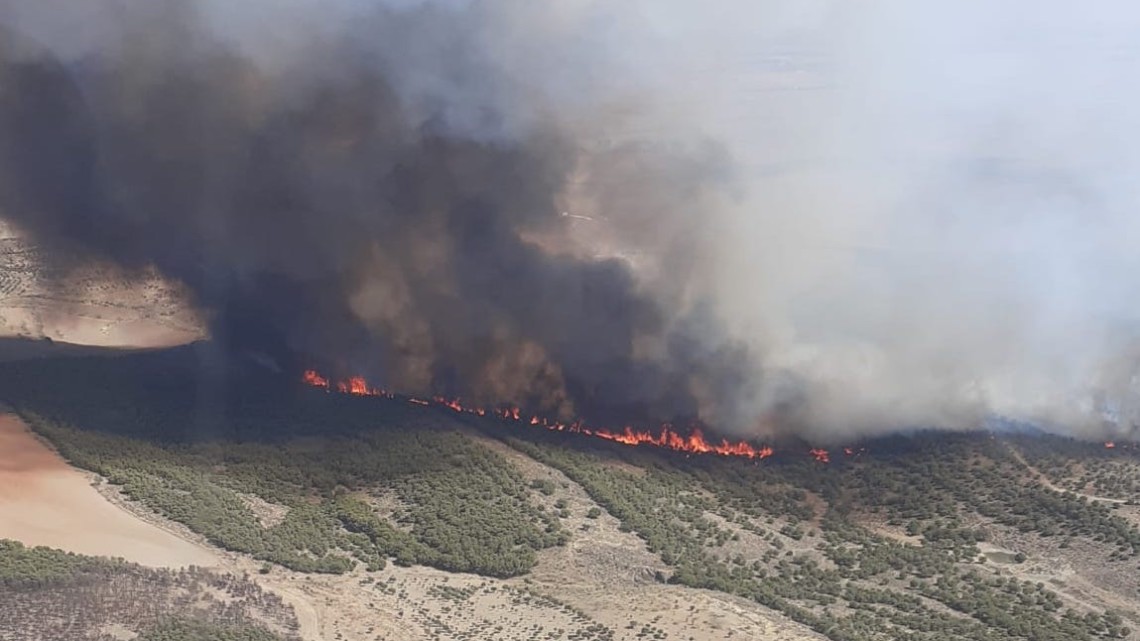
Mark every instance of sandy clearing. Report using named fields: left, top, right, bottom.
left=42, top=314, right=202, bottom=349
left=0, top=414, right=218, bottom=568
left=0, top=309, right=201, bottom=351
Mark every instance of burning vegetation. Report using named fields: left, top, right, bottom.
left=303, top=368, right=788, bottom=462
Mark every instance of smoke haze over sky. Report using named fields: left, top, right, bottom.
left=3, top=0, right=1140, bottom=441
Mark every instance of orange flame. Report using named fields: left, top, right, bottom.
left=344, top=376, right=371, bottom=395
left=809, top=448, right=830, bottom=463
left=305, top=370, right=393, bottom=398
left=1105, top=441, right=1116, bottom=449
left=302, top=369, right=329, bottom=389
left=302, top=369, right=781, bottom=461
left=584, top=424, right=775, bottom=460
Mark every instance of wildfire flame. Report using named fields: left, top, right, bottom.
left=302, top=369, right=329, bottom=388
left=809, top=448, right=831, bottom=464
left=1105, top=441, right=1116, bottom=449
left=305, top=370, right=393, bottom=398
left=301, top=369, right=780, bottom=461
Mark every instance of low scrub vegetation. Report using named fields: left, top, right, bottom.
left=0, top=539, right=297, bottom=640
left=1, top=349, right=1138, bottom=641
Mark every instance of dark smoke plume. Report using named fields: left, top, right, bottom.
left=0, top=1, right=751, bottom=428
left=9, top=1, right=1140, bottom=444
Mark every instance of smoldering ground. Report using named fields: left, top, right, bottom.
left=4, top=0, right=1140, bottom=443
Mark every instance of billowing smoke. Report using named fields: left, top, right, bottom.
left=0, top=0, right=749, bottom=429
left=3, top=0, right=1140, bottom=442
left=693, top=1, right=1140, bottom=441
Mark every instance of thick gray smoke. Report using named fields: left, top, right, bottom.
left=3, top=0, right=1140, bottom=442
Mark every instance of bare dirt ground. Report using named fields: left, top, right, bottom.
left=0, top=414, right=218, bottom=568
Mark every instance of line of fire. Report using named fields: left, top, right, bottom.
left=300, top=369, right=862, bottom=463
left=303, top=369, right=1127, bottom=459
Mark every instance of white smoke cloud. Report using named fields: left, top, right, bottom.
left=658, top=1, right=1140, bottom=439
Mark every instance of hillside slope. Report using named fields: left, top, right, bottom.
left=0, top=223, right=202, bottom=348
left=0, top=349, right=1138, bottom=641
